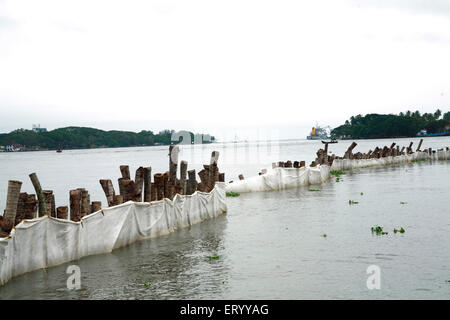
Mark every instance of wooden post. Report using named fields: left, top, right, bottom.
left=150, top=182, right=157, bottom=201
left=29, top=173, right=48, bottom=217
left=300, top=161, right=306, bottom=167
left=416, top=138, right=424, bottom=151
left=163, top=171, right=171, bottom=199
left=154, top=173, right=164, bottom=200
left=179, top=161, right=188, bottom=194
left=198, top=169, right=209, bottom=188
left=4, top=180, right=22, bottom=224
left=69, top=189, right=82, bottom=222
left=120, top=165, right=130, bottom=179
left=400, top=146, right=405, bottom=154
left=112, top=195, right=123, bottom=206
left=344, top=142, right=358, bottom=159
left=218, top=173, right=225, bottom=182
left=209, top=151, right=219, bottom=191
left=169, top=146, right=179, bottom=185
left=285, top=160, right=292, bottom=168
left=90, top=201, right=102, bottom=213
left=121, top=179, right=136, bottom=202
left=238, top=174, right=245, bottom=180
left=78, top=188, right=91, bottom=217
left=143, top=167, right=152, bottom=202
left=99, top=179, right=115, bottom=207
left=134, top=167, right=145, bottom=202
left=407, top=142, right=413, bottom=154
left=43, top=190, right=55, bottom=217
left=56, top=206, right=68, bottom=219
left=0, top=216, right=13, bottom=235
left=186, top=170, right=197, bottom=195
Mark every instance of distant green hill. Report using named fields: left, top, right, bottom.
left=0, top=127, right=215, bottom=151
left=331, top=109, right=450, bottom=139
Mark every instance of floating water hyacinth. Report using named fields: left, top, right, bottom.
left=309, top=189, right=320, bottom=192
left=208, top=255, right=220, bottom=260
left=226, top=192, right=240, bottom=197
left=371, top=226, right=388, bottom=235
left=394, top=227, right=405, bottom=234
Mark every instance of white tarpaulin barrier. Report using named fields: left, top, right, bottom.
left=0, top=182, right=227, bottom=286
left=226, top=150, right=450, bottom=193
left=226, top=165, right=331, bottom=193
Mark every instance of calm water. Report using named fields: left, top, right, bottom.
left=0, top=137, right=449, bottom=299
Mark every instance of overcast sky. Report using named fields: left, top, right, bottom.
left=1, top=0, right=450, bottom=140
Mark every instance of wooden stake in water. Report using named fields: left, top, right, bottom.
left=143, top=167, right=152, bottom=202
left=179, top=161, right=187, bottom=195
left=99, top=179, right=116, bottom=207
left=4, top=180, right=22, bottom=224
left=29, top=173, right=48, bottom=217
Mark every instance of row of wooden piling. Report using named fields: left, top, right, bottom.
left=236, top=138, right=449, bottom=181
left=0, top=146, right=225, bottom=237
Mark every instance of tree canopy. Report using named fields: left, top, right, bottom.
left=331, top=109, right=450, bottom=139
left=0, top=127, right=215, bottom=150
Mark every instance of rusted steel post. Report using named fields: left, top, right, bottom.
left=179, top=161, right=188, bottom=194
left=416, top=138, right=424, bottom=151
left=99, top=179, right=115, bottom=207
left=29, top=173, right=48, bottom=217
left=120, top=165, right=130, bottom=179
left=154, top=173, right=164, bottom=200
left=134, top=167, right=145, bottom=202
left=56, top=206, right=68, bottom=219
left=186, top=170, right=197, bottom=195
left=90, top=201, right=102, bottom=213
left=4, top=180, right=22, bottom=224
left=69, top=189, right=82, bottom=222
left=143, top=167, right=152, bottom=202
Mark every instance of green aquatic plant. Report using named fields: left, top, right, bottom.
left=394, top=227, right=405, bottom=234
left=208, top=255, right=220, bottom=260
left=322, top=234, right=327, bottom=238
left=335, top=177, right=341, bottom=182
left=348, top=200, right=359, bottom=205
left=144, top=282, right=151, bottom=287
left=330, top=170, right=345, bottom=176
left=371, top=226, right=388, bottom=235
left=309, top=188, right=321, bottom=192
left=226, top=192, right=240, bottom=197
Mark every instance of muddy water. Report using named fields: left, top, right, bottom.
left=0, top=137, right=449, bottom=299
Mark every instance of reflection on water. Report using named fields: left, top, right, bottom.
left=0, top=138, right=449, bottom=299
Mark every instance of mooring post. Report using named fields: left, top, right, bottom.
left=4, top=180, right=22, bottom=224
left=69, top=189, right=82, bottom=222
left=29, top=173, right=48, bottom=217
left=99, top=179, right=116, bottom=207
left=143, top=167, right=152, bottom=202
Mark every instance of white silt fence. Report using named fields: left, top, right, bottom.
left=226, top=149, right=450, bottom=194
left=0, top=182, right=227, bottom=286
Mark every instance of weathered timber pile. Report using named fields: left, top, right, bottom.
left=1, top=146, right=224, bottom=237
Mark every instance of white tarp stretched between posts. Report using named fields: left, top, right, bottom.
left=0, top=182, right=227, bottom=286
left=226, top=149, right=450, bottom=193
left=226, top=165, right=330, bottom=193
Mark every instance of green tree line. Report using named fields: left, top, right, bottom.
left=331, top=109, right=450, bottom=139
left=0, top=127, right=215, bottom=150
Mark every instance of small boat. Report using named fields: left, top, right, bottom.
left=322, top=140, right=338, bottom=144
left=56, top=149, right=62, bottom=153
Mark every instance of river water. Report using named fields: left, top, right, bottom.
left=0, top=137, right=449, bottom=299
